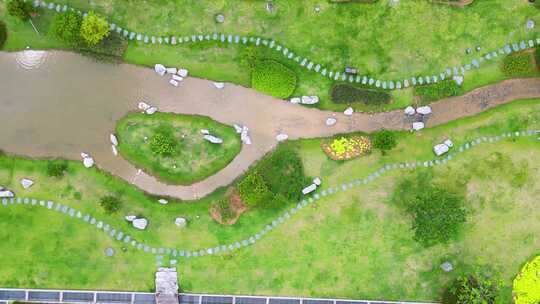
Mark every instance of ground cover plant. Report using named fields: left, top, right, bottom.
left=443, top=269, right=503, bottom=304
left=0, top=99, right=539, bottom=301
left=116, top=112, right=241, bottom=185
left=501, top=50, right=539, bottom=78
left=513, top=256, right=540, bottom=304
left=330, top=84, right=391, bottom=105
left=251, top=59, right=296, bottom=99
left=0, top=21, right=6, bottom=49
left=371, top=130, right=397, bottom=155
left=321, top=135, right=372, bottom=160
left=414, top=79, right=462, bottom=104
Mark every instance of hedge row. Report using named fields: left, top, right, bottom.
left=501, top=50, right=538, bottom=77
left=251, top=60, right=297, bottom=99
left=0, top=21, right=7, bottom=50
left=330, top=84, right=391, bottom=105
left=414, top=79, right=462, bottom=103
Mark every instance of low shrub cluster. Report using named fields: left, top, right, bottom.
left=501, top=51, right=538, bottom=77
left=444, top=270, right=502, bottom=304
left=391, top=171, right=467, bottom=247
left=371, top=130, right=397, bottom=154
left=330, top=84, right=391, bottom=105
left=322, top=136, right=372, bottom=160
left=251, top=60, right=297, bottom=99
left=0, top=21, right=7, bottom=50
left=7, top=0, right=35, bottom=21
left=513, top=256, right=540, bottom=304
left=414, top=79, right=461, bottom=103
left=150, top=125, right=177, bottom=156
left=237, top=147, right=310, bottom=209
left=99, top=196, right=122, bottom=214
left=46, top=159, right=68, bottom=177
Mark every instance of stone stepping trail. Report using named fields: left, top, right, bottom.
left=27, top=0, right=540, bottom=91
left=3, top=130, right=538, bottom=260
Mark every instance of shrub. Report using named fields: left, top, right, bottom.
left=51, top=11, right=82, bottom=45
left=7, top=0, right=35, bottom=21
left=80, top=11, right=109, bottom=46
left=372, top=130, right=397, bottom=154
left=150, top=125, right=177, bottom=156
left=322, top=136, right=372, bottom=160
left=99, top=196, right=122, bottom=213
left=46, top=159, right=68, bottom=177
left=501, top=51, right=538, bottom=77
left=444, top=271, right=502, bottom=304
left=513, top=256, right=540, bottom=304
left=414, top=80, right=461, bottom=103
left=330, top=84, right=391, bottom=105
left=237, top=172, right=271, bottom=207
left=391, top=171, right=467, bottom=246
left=214, top=198, right=235, bottom=222
left=76, top=32, right=127, bottom=63
left=251, top=60, right=297, bottom=99
left=0, top=21, right=7, bottom=50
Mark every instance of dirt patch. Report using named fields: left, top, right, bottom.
left=210, top=188, right=247, bottom=225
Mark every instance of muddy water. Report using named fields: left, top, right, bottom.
left=1, top=51, right=539, bottom=200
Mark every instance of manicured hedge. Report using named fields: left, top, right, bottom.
left=251, top=60, right=297, bottom=99
left=501, top=51, right=538, bottom=77
left=330, top=84, right=391, bottom=105
left=0, top=21, right=7, bottom=50
left=414, top=79, right=461, bottom=103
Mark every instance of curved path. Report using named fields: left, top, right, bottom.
left=0, top=51, right=540, bottom=200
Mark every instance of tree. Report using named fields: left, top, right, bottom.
left=444, top=271, right=502, bottom=304
left=7, top=0, right=35, bottom=21
left=237, top=172, right=272, bottom=207
left=372, top=130, right=397, bottom=154
left=51, top=11, right=82, bottom=45
left=0, top=21, right=7, bottom=50
left=80, top=11, right=109, bottom=45
left=46, top=159, right=68, bottom=177
left=99, top=196, right=122, bottom=213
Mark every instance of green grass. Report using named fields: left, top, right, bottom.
left=1, top=0, right=539, bottom=111
left=1, top=99, right=540, bottom=301
left=115, top=112, right=242, bottom=185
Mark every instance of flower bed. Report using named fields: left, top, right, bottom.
left=321, top=136, right=372, bottom=160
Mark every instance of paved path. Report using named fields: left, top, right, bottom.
left=0, top=51, right=539, bottom=200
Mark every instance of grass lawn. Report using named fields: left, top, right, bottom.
left=115, top=112, right=241, bottom=185
left=1, top=1, right=539, bottom=111
left=1, top=99, right=540, bottom=302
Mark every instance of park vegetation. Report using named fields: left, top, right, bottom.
left=513, top=256, right=540, bottom=304
left=443, top=270, right=502, bottom=304
left=46, top=159, right=68, bottom=178
left=7, top=0, right=35, bottom=21
left=414, top=79, right=462, bottom=104
left=99, top=195, right=122, bottom=214
left=321, top=135, right=372, bottom=160
left=330, top=84, right=391, bottom=105
left=501, top=50, right=539, bottom=77
left=0, top=21, right=6, bottom=49
left=371, top=130, right=397, bottom=155
left=251, top=60, right=297, bottom=99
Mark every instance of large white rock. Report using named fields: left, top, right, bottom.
left=443, top=139, right=454, bottom=148
left=313, top=177, right=322, bottom=186
left=132, top=218, right=148, bottom=230
left=138, top=102, right=151, bottom=111
left=125, top=215, right=136, bottom=222
left=241, top=130, right=252, bottom=145
left=404, top=106, right=416, bottom=115
left=146, top=107, right=158, bottom=115
left=204, top=135, right=224, bottom=144
left=110, top=134, right=118, bottom=146
left=412, top=122, right=425, bottom=131
left=0, top=190, right=14, bottom=198
left=200, top=129, right=210, bottom=135
left=301, top=95, right=319, bottom=105
left=83, top=157, right=94, bottom=168
left=213, top=82, right=225, bottom=89
left=158, top=199, right=169, bottom=205
left=166, top=67, right=177, bottom=74
left=169, top=79, right=179, bottom=87
left=80, top=152, right=89, bottom=158
left=290, top=97, right=301, bottom=104
left=233, top=124, right=243, bottom=134
left=21, top=178, right=34, bottom=189
left=433, top=143, right=449, bottom=156
left=154, top=64, right=166, bottom=76
left=177, top=68, right=188, bottom=77
left=344, top=107, right=354, bottom=116
left=276, top=133, right=288, bottom=142
left=326, top=117, right=337, bottom=126
left=416, top=106, right=432, bottom=115
left=174, top=217, right=187, bottom=228
left=172, top=75, right=183, bottom=82
left=111, top=145, right=118, bottom=156
left=302, top=184, right=317, bottom=195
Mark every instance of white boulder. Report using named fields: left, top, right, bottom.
left=169, top=79, right=179, bottom=87
left=125, top=215, right=136, bottom=222
left=302, top=184, right=317, bottom=195
left=172, top=75, right=183, bottom=82
left=233, top=124, right=243, bottom=134
left=138, top=102, right=150, bottom=111
left=146, top=107, right=158, bottom=115
left=20, top=178, right=34, bottom=189
left=132, top=218, right=148, bottom=230
left=290, top=97, right=301, bottom=104
left=166, top=67, right=177, bottom=74
left=110, top=134, right=118, bottom=146
left=404, top=106, right=416, bottom=115
left=154, top=64, right=166, bottom=76
left=326, top=117, right=337, bottom=126
left=453, top=75, right=464, bottom=86
left=204, top=135, right=224, bottom=144
left=82, top=154, right=94, bottom=168
left=301, top=95, right=319, bottom=105
left=174, top=217, right=187, bottom=228
left=177, top=68, right=188, bottom=77
left=416, top=106, right=432, bottom=115
left=111, top=145, right=118, bottom=156
left=433, top=143, right=449, bottom=156
left=443, top=139, right=454, bottom=148
left=276, top=133, right=288, bottom=142
left=80, top=152, right=89, bottom=158
left=344, top=107, right=354, bottom=116
left=0, top=190, right=14, bottom=198
left=158, top=199, right=169, bottom=205
left=200, top=129, right=210, bottom=135
left=412, top=122, right=425, bottom=131
left=313, top=177, right=322, bottom=186
left=213, top=82, right=225, bottom=89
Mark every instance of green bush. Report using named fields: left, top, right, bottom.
left=51, top=11, right=82, bottom=45
left=99, top=196, right=122, bottom=213
left=237, top=172, right=271, bottom=207
left=414, top=80, right=461, bottom=103
left=330, top=84, right=391, bottom=105
left=391, top=171, right=467, bottom=246
left=0, top=21, right=7, bottom=50
left=80, top=11, right=109, bottom=46
left=46, top=159, right=68, bottom=178
left=7, top=0, right=35, bottom=21
left=215, top=198, right=235, bottom=222
left=251, top=60, right=297, bottom=99
left=76, top=32, right=127, bottom=63
left=443, top=271, right=502, bottom=304
left=371, top=130, right=397, bottom=154
left=150, top=125, right=177, bottom=156
left=501, top=51, right=538, bottom=77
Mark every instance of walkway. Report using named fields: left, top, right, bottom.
left=0, top=51, right=539, bottom=200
